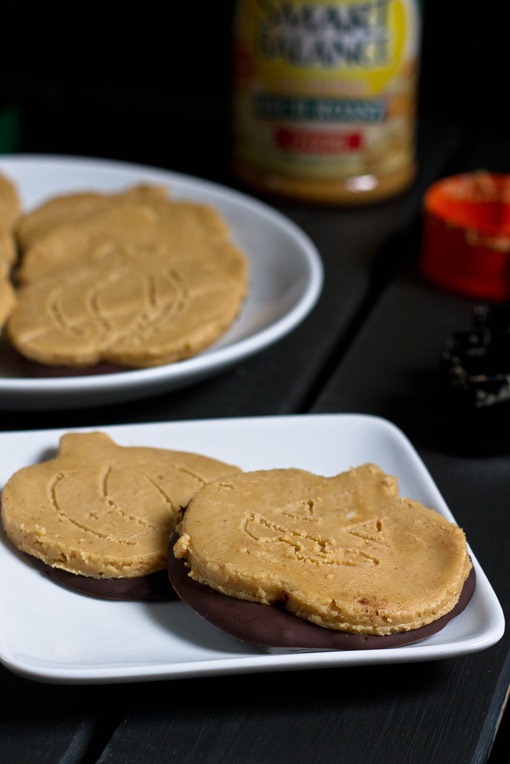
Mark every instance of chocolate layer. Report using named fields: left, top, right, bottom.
left=167, top=538, right=476, bottom=649
left=26, top=554, right=177, bottom=601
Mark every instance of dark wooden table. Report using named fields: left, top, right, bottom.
left=0, top=115, right=509, bottom=764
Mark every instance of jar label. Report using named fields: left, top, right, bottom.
left=233, top=0, right=420, bottom=188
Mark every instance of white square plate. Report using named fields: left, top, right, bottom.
left=0, top=414, right=504, bottom=684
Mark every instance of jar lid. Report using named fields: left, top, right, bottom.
left=419, top=171, right=510, bottom=300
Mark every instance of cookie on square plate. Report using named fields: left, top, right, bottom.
left=1, top=431, right=241, bottom=600
left=170, top=463, right=474, bottom=648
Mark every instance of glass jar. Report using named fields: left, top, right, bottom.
left=231, top=0, right=421, bottom=205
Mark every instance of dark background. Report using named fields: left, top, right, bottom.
left=1, top=2, right=507, bottom=186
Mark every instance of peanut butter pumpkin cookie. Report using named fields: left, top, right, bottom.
left=171, top=464, right=473, bottom=644
left=1, top=431, right=241, bottom=599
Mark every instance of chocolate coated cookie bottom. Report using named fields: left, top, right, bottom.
left=27, top=554, right=177, bottom=601
left=167, top=536, right=476, bottom=650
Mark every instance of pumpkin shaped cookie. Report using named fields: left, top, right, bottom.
left=171, top=464, right=473, bottom=646
left=1, top=431, right=241, bottom=600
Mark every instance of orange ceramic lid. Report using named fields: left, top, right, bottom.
left=419, top=171, right=510, bottom=300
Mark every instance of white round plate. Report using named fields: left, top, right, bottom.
left=0, top=155, right=323, bottom=410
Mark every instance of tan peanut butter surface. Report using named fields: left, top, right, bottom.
left=15, top=183, right=168, bottom=253
left=173, top=464, right=472, bottom=636
left=7, top=185, right=249, bottom=369
left=0, top=171, right=21, bottom=328
left=0, top=171, right=21, bottom=266
left=7, top=241, right=248, bottom=368
left=15, top=195, right=238, bottom=285
left=1, top=431, right=241, bottom=579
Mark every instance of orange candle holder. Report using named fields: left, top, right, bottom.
left=420, top=171, right=510, bottom=300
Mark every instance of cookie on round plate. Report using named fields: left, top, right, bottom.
left=7, top=239, right=248, bottom=370
left=15, top=183, right=168, bottom=254
left=0, top=171, right=21, bottom=329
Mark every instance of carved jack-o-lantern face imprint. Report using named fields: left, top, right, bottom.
left=41, top=255, right=188, bottom=343
left=243, top=510, right=384, bottom=568
left=8, top=244, right=248, bottom=368
left=47, top=466, right=177, bottom=548
left=8, top=188, right=249, bottom=371
left=0, top=431, right=242, bottom=581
